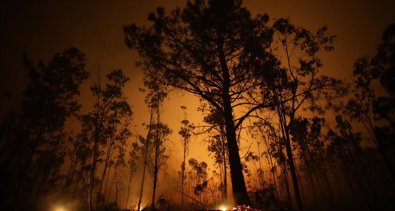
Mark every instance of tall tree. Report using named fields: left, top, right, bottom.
left=81, top=69, right=132, bottom=210
left=124, top=0, right=276, bottom=205
left=178, top=106, right=194, bottom=210
left=136, top=73, right=169, bottom=211
left=147, top=122, right=170, bottom=210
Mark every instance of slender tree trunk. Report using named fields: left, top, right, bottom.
left=89, top=131, right=99, bottom=211
left=282, top=161, right=292, bottom=206
left=181, top=145, right=187, bottom=210
left=137, top=111, right=153, bottom=211
left=284, top=131, right=304, bottom=211
left=256, top=142, right=265, bottom=190
left=126, top=168, right=133, bottom=209
left=152, top=107, right=161, bottom=211
left=89, top=71, right=101, bottom=211
left=115, top=167, right=119, bottom=209
left=276, top=104, right=304, bottom=211
left=11, top=139, right=38, bottom=211
left=152, top=166, right=158, bottom=210
left=98, top=141, right=113, bottom=205
left=65, top=155, right=77, bottom=188
left=137, top=143, right=148, bottom=211
left=268, top=153, right=279, bottom=200
left=221, top=130, right=227, bottom=202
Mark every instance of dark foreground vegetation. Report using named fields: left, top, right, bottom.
left=1, top=0, right=394, bottom=211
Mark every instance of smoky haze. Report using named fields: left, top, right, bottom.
left=1, top=0, right=394, bottom=211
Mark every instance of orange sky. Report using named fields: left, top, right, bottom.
left=1, top=0, right=395, bottom=198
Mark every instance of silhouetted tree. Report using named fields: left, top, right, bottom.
left=178, top=106, right=194, bottom=211
left=347, top=23, right=395, bottom=178
left=0, top=48, right=88, bottom=210
left=326, top=115, right=379, bottom=211
left=77, top=69, right=131, bottom=210
left=139, top=72, right=170, bottom=211
left=124, top=0, right=278, bottom=205
left=147, top=122, right=171, bottom=210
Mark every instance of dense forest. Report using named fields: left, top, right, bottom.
left=0, top=0, right=394, bottom=211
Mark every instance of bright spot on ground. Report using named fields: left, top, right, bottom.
left=54, top=205, right=67, bottom=211
left=219, top=205, right=228, bottom=211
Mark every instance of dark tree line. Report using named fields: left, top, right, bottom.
left=0, top=48, right=137, bottom=211
left=0, top=48, right=89, bottom=210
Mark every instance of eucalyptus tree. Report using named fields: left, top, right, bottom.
left=147, top=122, right=171, bottom=210
left=98, top=70, right=132, bottom=202
left=80, top=69, right=132, bottom=210
left=138, top=71, right=170, bottom=211
left=178, top=106, right=194, bottom=210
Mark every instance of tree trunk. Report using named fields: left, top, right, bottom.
left=10, top=140, right=38, bottom=211
left=89, top=136, right=99, bottom=211
left=276, top=103, right=304, bottom=211
left=115, top=167, right=119, bottom=210
left=282, top=161, right=292, bottom=206
left=137, top=145, right=148, bottom=211
left=126, top=168, right=133, bottom=209
left=284, top=132, right=304, bottom=211
left=90, top=72, right=101, bottom=211
left=221, top=131, right=227, bottom=202
left=137, top=110, right=154, bottom=211
left=181, top=149, right=186, bottom=210
left=151, top=110, right=160, bottom=211
left=98, top=141, right=113, bottom=205
left=219, top=38, right=251, bottom=206
left=223, top=106, right=251, bottom=205
left=152, top=167, right=158, bottom=211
